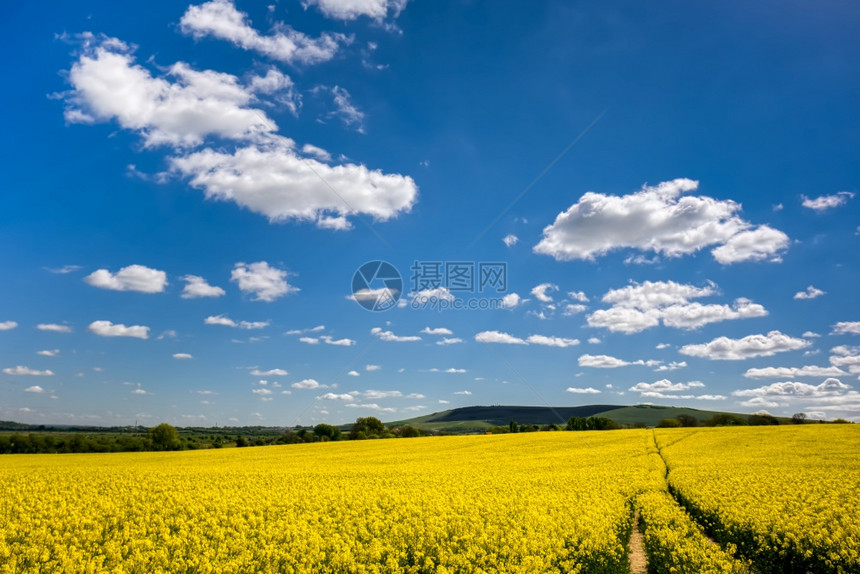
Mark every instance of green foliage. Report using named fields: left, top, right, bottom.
left=791, top=413, right=807, bottom=424
left=566, top=416, right=620, bottom=431
left=149, top=423, right=180, bottom=451
left=748, top=413, right=780, bottom=426
left=349, top=417, right=388, bottom=440
left=508, top=420, right=519, bottom=433
left=313, top=424, right=342, bottom=441
left=656, top=418, right=682, bottom=428
left=703, top=413, right=748, bottom=427
left=676, top=414, right=699, bottom=427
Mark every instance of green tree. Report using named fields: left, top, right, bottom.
left=350, top=417, right=386, bottom=439
left=149, top=423, right=180, bottom=450
left=676, top=414, right=699, bottom=427
left=508, top=420, right=519, bottom=433
left=657, top=418, right=682, bottom=428
left=314, top=423, right=342, bottom=441
left=791, top=412, right=807, bottom=424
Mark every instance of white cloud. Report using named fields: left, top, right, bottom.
left=501, top=293, right=523, bottom=309
left=531, top=283, right=558, bottom=303
left=303, top=0, right=408, bottom=21
left=180, top=0, right=348, bottom=65
left=588, top=337, right=601, bottom=344
left=655, top=361, right=687, bottom=372
left=173, top=353, right=193, bottom=360
left=534, top=178, right=788, bottom=264
left=24, top=385, right=46, bottom=393
left=204, top=315, right=269, bottom=329
left=327, top=85, right=365, bottom=132
left=680, top=331, right=810, bottom=360
left=410, top=287, right=454, bottom=303
left=231, top=261, right=296, bottom=302
left=4, top=367, right=55, bottom=376
left=291, top=378, right=325, bottom=389
left=803, top=331, right=821, bottom=338
left=316, top=392, right=354, bottom=401
left=406, top=393, right=425, bottom=399
left=320, top=335, right=356, bottom=346
left=172, top=142, right=417, bottom=228
left=629, top=379, right=706, bottom=397
left=436, top=337, right=463, bottom=346
left=37, top=323, right=72, bottom=333
left=578, top=354, right=660, bottom=369
left=347, top=370, right=360, bottom=377
left=365, top=364, right=381, bottom=371
left=733, top=378, right=852, bottom=407
left=563, top=304, right=587, bottom=316
left=344, top=403, right=396, bottom=413
left=370, top=327, right=421, bottom=342
left=801, top=191, right=855, bottom=211
left=566, top=387, right=600, bottom=394
left=438, top=399, right=450, bottom=404
left=793, top=285, right=825, bottom=300
left=421, top=327, right=453, bottom=336
left=568, top=291, right=589, bottom=303
left=45, top=265, right=82, bottom=274
left=711, top=226, right=789, bottom=264
left=181, top=275, right=225, bottom=299
left=84, top=265, right=167, bottom=293
left=88, top=320, right=149, bottom=339
left=526, top=334, right=580, bottom=348
left=64, top=34, right=277, bottom=147
left=745, top=365, right=847, bottom=379
left=302, top=143, right=331, bottom=162
left=363, top=390, right=402, bottom=399
left=830, top=346, right=860, bottom=375
left=474, top=331, right=527, bottom=345
left=454, top=390, right=472, bottom=395
left=252, top=388, right=273, bottom=396
left=587, top=280, right=767, bottom=334
left=37, top=350, right=60, bottom=357
left=502, top=234, right=519, bottom=247
left=832, top=322, right=860, bottom=335
left=0, top=321, right=18, bottom=331
left=299, top=337, right=319, bottom=344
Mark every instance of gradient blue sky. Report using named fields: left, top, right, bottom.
left=1, top=0, right=859, bottom=426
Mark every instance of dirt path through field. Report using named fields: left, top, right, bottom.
left=628, top=510, right=648, bottom=574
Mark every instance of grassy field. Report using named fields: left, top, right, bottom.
left=1, top=426, right=857, bottom=573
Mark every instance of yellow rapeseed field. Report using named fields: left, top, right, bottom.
left=0, top=432, right=652, bottom=574
left=656, top=425, right=860, bottom=573
left=1, top=426, right=858, bottom=573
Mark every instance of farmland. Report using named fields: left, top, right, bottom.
left=1, top=426, right=858, bottom=573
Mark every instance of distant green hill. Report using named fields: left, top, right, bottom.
left=389, top=404, right=778, bottom=432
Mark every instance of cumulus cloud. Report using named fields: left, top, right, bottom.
left=63, top=34, right=278, bottom=147
left=474, top=331, right=527, bottom=345
left=37, top=324, right=72, bottom=333
left=363, top=390, right=402, bottom=399
left=832, top=322, right=860, bottom=335
left=173, top=353, right=193, bottom=360
left=370, top=327, right=420, bottom=342
left=437, top=337, right=463, bottom=346
left=348, top=370, right=360, bottom=376
left=793, top=285, right=825, bottom=300
left=365, top=364, right=381, bottom=371
left=0, top=321, right=18, bottom=331
left=88, top=320, right=149, bottom=339
left=252, top=388, right=273, bottom=396
left=586, top=280, right=767, bottom=334
left=680, top=331, right=810, bottom=360
left=180, top=0, right=349, bottom=65
left=172, top=142, right=418, bottom=229
left=566, top=387, right=601, bottom=394
left=830, top=346, right=860, bottom=375
left=3, top=366, right=55, bottom=376
left=578, top=354, right=661, bottom=368
left=732, top=378, right=854, bottom=408
left=454, top=390, right=472, bottom=396
left=744, top=365, right=847, bottom=378
left=531, top=283, right=558, bottom=303
left=24, top=385, right=46, bottom=393
left=84, top=265, right=167, bottom=293
left=37, top=350, right=60, bottom=357
left=502, top=234, right=519, bottom=247
left=231, top=261, right=296, bottom=302
left=534, top=178, right=788, bottom=264
left=316, top=392, right=354, bottom=401
left=655, top=361, right=687, bottom=372
left=303, top=0, right=408, bottom=21
left=421, top=327, right=453, bottom=336
left=801, top=191, right=855, bottom=211
left=345, top=403, right=396, bottom=413
left=291, top=378, right=326, bottom=389
left=526, top=335, right=580, bottom=348
left=204, top=315, right=269, bottom=329
left=501, top=293, right=523, bottom=309
left=181, top=275, right=225, bottom=298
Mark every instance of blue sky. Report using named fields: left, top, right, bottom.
left=1, top=0, right=859, bottom=426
